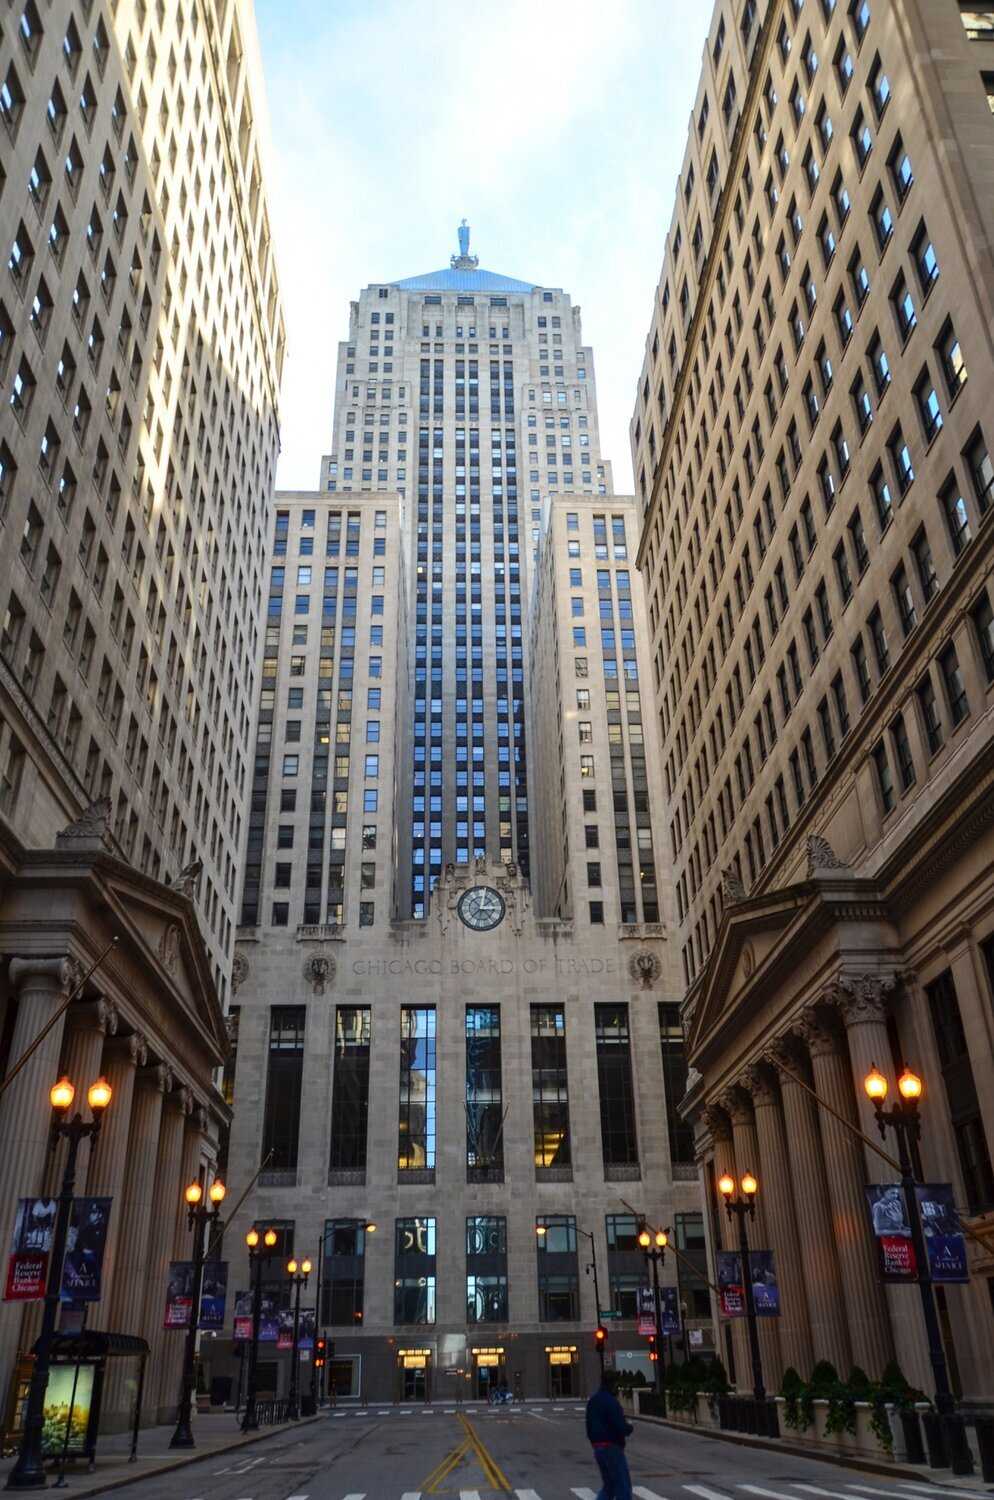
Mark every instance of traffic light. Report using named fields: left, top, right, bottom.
left=647, top=1335, right=657, bottom=1362
left=315, top=1336, right=326, bottom=1368
left=594, top=1325, right=607, bottom=1350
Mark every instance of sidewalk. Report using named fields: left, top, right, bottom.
left=0, top=1411, right=322, bottom=1497
left=632, top=1412, right=991, bottom=1492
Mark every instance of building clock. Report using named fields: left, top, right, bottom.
left=457, top=886, right=506, bottom=932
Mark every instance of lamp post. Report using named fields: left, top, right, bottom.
left=241, top=1226, right=277, bottom=1433
left=284, top=1257, right=311, bottom=1420
left=536, top=1221, right=605, bottom=1381
left=637, top=1223, right=669, bottom=1405
left=863, top=1065, right=956, bottom=1412
left=718, top=1171, right=765, bottom=1409
left=6, top=1075, right=112, bottom=1491
left=169, top=1176, right=226, bottom=1448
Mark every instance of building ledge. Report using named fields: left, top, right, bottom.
left=258, top=1170, right=298, bottom=1187
left=296, top=923, right=346, bottom=942
left=328, top=1169, right=367, bottom=1186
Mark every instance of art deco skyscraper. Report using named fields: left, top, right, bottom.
left=321, top=226, right=614, bottom=917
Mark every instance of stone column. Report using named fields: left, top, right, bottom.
left=155, top=1105, right=208, bottom=1421
left=86, top=1033, right=147, bottom=1332
left=799, top=1010, right=894, bottom=1378
left=742, top=1064, right=814, bottom=1378
left=139, top=1085, right=191, bottom=1422
left=721, top=1088, right=783, bottom=1392
left=836, top=977, right=932, bottom=1393
left=101, top=1062, right=170, bottom=1430
left=0, top=957, right=81, bottom=1398
left=767, top=1037, right=852, bottom=1373
left=704, top=1105, right=750, bottom=1390
left=47, top=999, right=118, bottom=1192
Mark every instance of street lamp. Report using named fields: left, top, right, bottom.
left=6, top=1076, right=112, bottom=1491
left=241, top=1226, right=278, bottom=1433
left=285, top=1257, right=312, bottom=1420
left=169, top=1176, right=226, bottom=1448
left=718, top=1172, right=766, bottom=1411
left=637, top=1222, right=670, bottom=1406
left=862, top=1063, right=961, bottom=1434
left=536, top=1222, right=605, bottom=1377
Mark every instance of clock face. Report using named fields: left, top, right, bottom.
left=457, top=885, right=506, bottom=932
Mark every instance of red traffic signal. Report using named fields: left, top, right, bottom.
left=594, top=1325, right=607, bottom=1347
left=647, top=1335, right=657, bottom=1362
left=314, top=1358, right=325, bottom=1368
left=316, top=1337, right=326, bottom=1354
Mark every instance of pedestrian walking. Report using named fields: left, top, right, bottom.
left=585, top=1368, right=634, bottom=1500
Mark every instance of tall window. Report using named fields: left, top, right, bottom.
left=536, top=1214, right=578, bottom=1321
left=398, top=1008, right=436, bottom=1173
left=606, top=1214, right=642, bottom=1318
left=466, top=1216, right=508, bottom=1323
left=329, top=1007, right=370, bottom=1174
left=595, top=1005, right=639, bottom=1167
left=394, top=1217, right=436, bottom=1324
left=322, top=1218, right=366, bottom=1326
left=466, top=1006, right=503, bottom=1180
left=674, top=1213, right=711, bottom=1318
left=531, top=1005, right=571, bottom=1169
left=261, top=1007, right=305, bottom=1171
left=926, top=971, right=994, bottom=1214
left=658, top=1002, right=695, bottom=1164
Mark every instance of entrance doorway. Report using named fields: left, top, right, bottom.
left=471, top=1347, right=506, bottom=1400
left=546, top=1347, right=577, bottom=1398
left=328, top=1356, right=359, bottom=1402
left=396, top=1348, right=432, bottom=1402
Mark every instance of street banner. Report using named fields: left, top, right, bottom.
left=4, top=1198, right=57, bottom=1302
left=636, top=1286, right=655, bottom=1336
left=865, top=1184, right=917, bottom=1281
left=915, top=1184, right=969, bottom=1284
left=163, top=1261, right=229, bottom=1329
left=299, top=1308, right=316, bottom=1349
left=660, top=1285, right=681, bottom=1333
left=277, top=1308, right=295, bottom=1349
left=60, top=1198, right=112, bottom=1302
left=259, top=1291, right=281, bottom=1342
left=717, top=1250, right=780, bottom=1316
left=233, top=1289, right=253, bottom=1341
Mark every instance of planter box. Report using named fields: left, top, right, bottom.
left=774, top=1397, right=895, bottom=1462
left=633, top=1389, right=720, bottom=1427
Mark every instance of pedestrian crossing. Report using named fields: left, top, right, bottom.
left=328, top=1403, right=588, bottom=1419
left=212, top=1477, right=967, bottom=1500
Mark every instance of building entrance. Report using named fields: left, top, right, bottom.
left=546, top=1346, right=577, bottom=1398
left=396, top=1348, right=432, bottom=1402
left=471, top=1346, right=506, bottom=1400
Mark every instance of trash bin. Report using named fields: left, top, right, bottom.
left=899, top=1407, right=926, bottom=1465
left=921, top=1410, right=948, bottom=1469
left=942, top=1414, right=974, bottom=1476
left=975, top=1416, right=994, bottom=1484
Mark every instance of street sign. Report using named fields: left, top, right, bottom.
left=599, top=1310, right=622, bottom=1319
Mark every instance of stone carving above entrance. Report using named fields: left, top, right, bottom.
left=55, top=797, right=112, bottom=850
left=157, top=922, right=181, bottom=973
left=303, top=954, right=335, bottom=996
left=231, top=952, right=249, bottom=993
left=805, top=833, right=849, bottom=875
left=721, top=866, right=747, bottom=902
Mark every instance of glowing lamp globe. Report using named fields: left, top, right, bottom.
left=50, top=1077, right=75, bottom=1111
left=245, top=1228, right=259, bottom=1249
left=898, top=1066, right=923, bottom=1101
left=87, top=1077, right=113, bottom=1112
left=209, top=1179, right=227, bottom=1204
left=655, top=1230, right=668, bottom=1249
left=864, top=1065, right=888, bottom=1102
left=718, top=1173, right=735, bottom=1197
left=301, top=1258, right=312, bottom=1275
left=185, top=1181, right=203, bottom=1206
left=741, top=1172, right=758, bottom=1196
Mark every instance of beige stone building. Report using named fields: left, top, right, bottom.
left=222, top=254, right=705, bottom=1402
left=0, top=0, right=284, bottom=1432
left=629, top=0, right=994, bottom=1400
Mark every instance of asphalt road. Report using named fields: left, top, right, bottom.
left=95, top=1404, right=969, bottom=1500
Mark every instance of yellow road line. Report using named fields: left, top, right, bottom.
left=420, top=1432, right=471, bottom=1493
left=458, top=1411, right=512, bottom=1492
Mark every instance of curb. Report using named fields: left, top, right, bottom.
left=2, top=1413, right=323, bottom=1500
left=631, top=1414, right=986, bottom=1489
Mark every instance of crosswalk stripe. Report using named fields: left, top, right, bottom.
left=341, top=1494, right=366, bottom=1500
left=459, top=1491, right=482, bottom=1499
left=571, top=1489, right=598, bottom=1500
left=285, top=1495, right=309, bottom=1500
left=740, top=1486, right=804, bottom=1500
left=515, top=1491, right=542, bottom=1499
left=634, top=1487, right=669, bottom=1500
left=793, top=1486, right=866, bottom=1500
left=400, top=1492, right=422, bottom=1499
left=846, top=1490, right=957, bottom=1500
left=687, top=1485, right=737, bottom=1500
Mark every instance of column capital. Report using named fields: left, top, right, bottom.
left=169, top=1084, right=194, bottom=1117
left=9, top=954, right=85, bottom=998
left=832, top=971, right=899, bottom=1027
left=764, top=1031, right=808, bottom=1079
left=191, top=1103, right=210, bottom=1137
left=137, top=1060, right=172, bottom=1094
left=740, top=1062, right=779, bottom=1107
left=66, top=997, right=118, bottom=1038
left=795, top=1009, right=843, bottom=1059
left=717, top=1086, right=754, bottom=1127
left=703, top=1103, right=733, bottom=1142
left=106, top=1030, right=149, bottom=1069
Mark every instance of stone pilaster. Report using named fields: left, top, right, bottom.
left=0, top=957, right=81, bottom=1395
left=767, top=1036, right=852, bottom=1373
left=721, top=1087, right=783, bottom=1392
left=704, top=1104, right=750, bottom=1390
left=798, top=1010, right=894, bottom=1377
left=100, top=1062, right=169, bottom=1429
left=155, top=1105, right=208, bottom=1420
left=47, top=999, right=118, bottom=1192
left=741, top=1064, right=814, bottom=1378
left=834, top=976, right=932, bottom=1393
left=86, top=1033, right=147, bottom=1332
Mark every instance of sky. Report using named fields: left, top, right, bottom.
left=253, top=0, right=712, bottom=496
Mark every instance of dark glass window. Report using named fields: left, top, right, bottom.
left=329, top=1007, right=370, bottom=1173
left=261, top=1006, right=305, bottom=1170
left=466, top=1006, right=504, bottom=1180
left=595, top=1005, right=639, bottom=1167
left=531, top=1005, right=571, bottom=1168
left=536, top=1215, right=579, bottom=1320
left=398, top=1007, right=436, bottom=1172
left=394, top=1217, right=436, bottom=1323
left=466, top=1216, right=508, bottom=1323
left=675, top=1212, right=712, bottom=1320
left=659, top=1002, right=695, bottom=1163
left=322, top=1218, right=366, bottom=1326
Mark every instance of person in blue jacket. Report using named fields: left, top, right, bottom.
left=585, top=1369, right=634, bottom=1499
